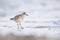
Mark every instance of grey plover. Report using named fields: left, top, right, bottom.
left=10, top=12, right=28, bottom=29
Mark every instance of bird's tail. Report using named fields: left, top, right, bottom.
left=10, top=18, right=14, bottom=20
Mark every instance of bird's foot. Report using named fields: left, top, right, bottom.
left=17, top=29, right=21, bottom=31
left=21, top=27, right=24, bottom=29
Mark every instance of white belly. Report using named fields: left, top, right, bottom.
left=15, top=15, right=26, bottom=22
left=15, top=19, right=23, bottom=22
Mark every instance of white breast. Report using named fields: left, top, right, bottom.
left=15, top=15, right=26, bottom=22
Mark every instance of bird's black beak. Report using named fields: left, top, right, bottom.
left=26, top=14, right=28, bottom=16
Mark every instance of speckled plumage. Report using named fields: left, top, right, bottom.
left=10, top=12, right=28, bottom=30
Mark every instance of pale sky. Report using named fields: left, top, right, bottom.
left=0, top=0, right=60, bottom=21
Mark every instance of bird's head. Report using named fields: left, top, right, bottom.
left=22, top=12, right=28, bottom=16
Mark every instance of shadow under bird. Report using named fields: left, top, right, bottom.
left=10, top=12, right=28, bottom=30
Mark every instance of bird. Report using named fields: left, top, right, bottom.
left=10, top=12, right=28, bottom=30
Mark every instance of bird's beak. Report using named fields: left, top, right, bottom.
left=26, top=14, right=28, bottom=16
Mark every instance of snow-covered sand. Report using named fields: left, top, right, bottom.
left=0, top=25, right=60, bottom=37
left=0, top=19, right=60, bottom=37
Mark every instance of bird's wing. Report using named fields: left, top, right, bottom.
left=15, top=14, right=21, bottom=17
left=14, top=14, right=22, bottom=19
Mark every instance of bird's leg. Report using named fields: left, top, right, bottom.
left=20, top=22, right=24, bottom=29
left=49, top=27, right=51, bottom=30
left=17, top=23, right=19, bottom=29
